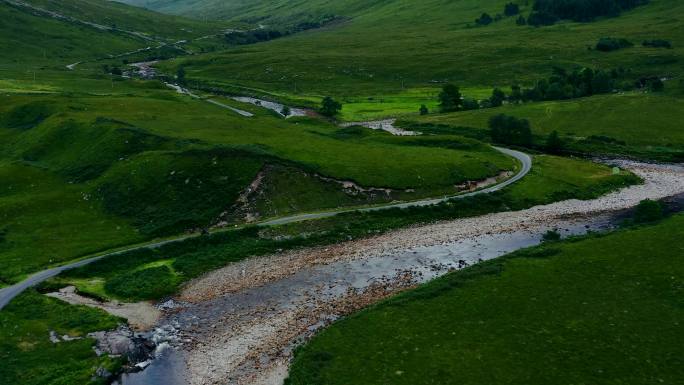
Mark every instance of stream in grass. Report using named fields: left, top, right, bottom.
left=116, top=210, right=630, bottom=385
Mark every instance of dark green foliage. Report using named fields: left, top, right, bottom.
left=419, top=104, right=429, bottom=115
left=224, top=28, right=284, bottom=45
left=438, top=84, right=462, bottom=112
left=642, top=39, right=672, bottom=49
left=545, top=130, right=565, bottom=154
left=475, top=12, right=493, bottom=25
left=505, top=2, right=520, bottom=16
left=519, top=67, right=629, bottom=102
left=320, top=96, right=342, bottom=117
left=596, top=37, right=633, bottom=52
left=176, top=65, right=186, bottom=85
left=95, top=147, right=265, bottom=236
left=2, top=101, right=53, bottom=130
left=647, top=78, right=664, bottom=92
left=489, top=88, right=506, bottom=107
left=632, top=199, right=665, bottom=223
left=104, top=265, right=178, bottom=300
left=542, top=229, right=562, bottom=241
left=489, top=114, right=532, bottom=147
left=461, top=98, right=480, bottom=111
left=516, top=15, right=527, bottom=25
left=529, top=0, right=649, bottom=26
left=281, top=105, right=291, bottom=116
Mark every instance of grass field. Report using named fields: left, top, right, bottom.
left=287, top=213, right=684, bottom=385
left=405, top=91, right=684, bottom=159
left=156, top=0, right=684, bottom=97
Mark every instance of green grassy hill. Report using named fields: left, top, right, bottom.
left=288, top=213, right=684, bottom=384
left=156, top=0, right=682, bottom=96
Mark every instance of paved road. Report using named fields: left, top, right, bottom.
left=0, top=147, right=530, bottom=310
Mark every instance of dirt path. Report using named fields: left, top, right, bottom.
left=124, top=160, right=684, bottom=385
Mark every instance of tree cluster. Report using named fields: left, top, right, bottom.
left=224, top=15, right=341, bottom=45
left=513, top=67, right=639, bottom=102
left=488, top=114, right=533, bottom=147
left=527, top=0, right=649, bottom=26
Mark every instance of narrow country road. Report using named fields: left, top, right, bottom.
left=0, top=147, right=530, bottom=310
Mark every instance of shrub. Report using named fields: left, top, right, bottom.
left=476, top=13, right=493, bottom=25
left=542, top=229, right=561, bottom=241
left=505, top=2, right=520, bottom=16
left=419, top=104, right=429, bottom=115
left=530, top=0, right=649, bottom=25
left=596, top=37, right=633, bottom=52
left=104, top=265, right=178, bottom=300
left=642, top=39, right=672, bottom=49
left=632, top=199, right=665, bottom=224
left=490, top=88, right=506, bottom=107
left=545, top=130, right=565, bottom=154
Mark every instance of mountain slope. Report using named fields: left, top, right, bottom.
left=156, top=0, right=683, bottom=96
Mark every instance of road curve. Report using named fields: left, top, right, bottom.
left=0, top=147, right=530, bottom=310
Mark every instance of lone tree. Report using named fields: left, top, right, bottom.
left=419, top=104, right=429, bottom=115
left=490, top=88, right=506, bottom=107
left=504, top=2, right=520, bottom=16
left=438, top=84, right=462, bottom=112
left=545, top=130, right=565, bottom=154
left=476, top=12, right=493, bottom=25
left=176, top=66, right=186, bottom=85
left=320, top=96, right=342, bottom=117
left=281, top=105, right=291, bottom=117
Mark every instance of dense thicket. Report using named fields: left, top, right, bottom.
left=528, top=0, right=649, bottom=26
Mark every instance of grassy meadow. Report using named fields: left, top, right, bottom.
left=287, top=213, right=684, bottom=385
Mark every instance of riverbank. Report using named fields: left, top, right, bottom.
left=125, top=160, right=684, bottom=385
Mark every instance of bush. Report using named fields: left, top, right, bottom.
left=419, top=104, right=429, bottom=115
left=476, top=13, right=493, bottom=25
left=545, top=130, right=565, bottom=154
left=596, top=37, right=633, bottom=52
left=104, top=265, right=178, bottom=300
left=632, top=199, right=665, bottom=224
left=642, top=39, right=672, bottom=49
left=505, top=2, right=520, bottom=16
left=542, top=229, right=561, bottom=241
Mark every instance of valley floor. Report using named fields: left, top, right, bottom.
left=122, top=160, right=684, bottom=385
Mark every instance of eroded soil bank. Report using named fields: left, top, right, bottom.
left=118, top=160, right=684, bottom=385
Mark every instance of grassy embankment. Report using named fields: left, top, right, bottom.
left=49, top=154, right=638, bottom=302
left=0, top=290, right=123, bottom=385
left=287, top=212, right=684, bottom=384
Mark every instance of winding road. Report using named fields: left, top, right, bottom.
left=0, top=147, right=531, bottom=310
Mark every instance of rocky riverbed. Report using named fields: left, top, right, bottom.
left=118, top=160, right=684, bottom=385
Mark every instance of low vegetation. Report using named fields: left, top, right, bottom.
left=0, top=290, right=122, bottom=385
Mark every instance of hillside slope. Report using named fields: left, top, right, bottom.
left=155, top=0, right=683, bottom=95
